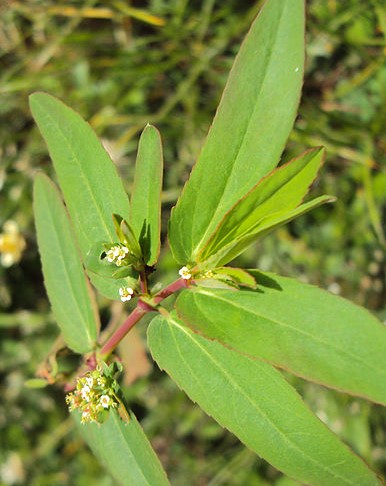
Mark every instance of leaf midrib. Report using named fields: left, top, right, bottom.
left=192, top=5, right=286, bottom=259
left=167, top=317, right=357, bottom=486
left=194, top=290, right=385, bottom=378
left=203, top=162, right=307, bottom=255
left=109, top=413, right=153, bottom=486
left=38, top=103, right=114, bottom=251
left=203, top=196, right=332, bottom=265
left=41, top=188, right=95, bottom=345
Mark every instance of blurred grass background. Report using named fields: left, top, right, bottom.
left=0, top=0, right=385, bottom=484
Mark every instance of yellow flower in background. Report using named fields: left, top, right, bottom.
left=0, top=220, right=26, bottom=267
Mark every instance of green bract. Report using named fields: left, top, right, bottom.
left=30, top=0, right=385, bottom=484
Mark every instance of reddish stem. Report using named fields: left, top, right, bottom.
left=153, top=278, right=189, bottom=304
left=99, top=278, right=189, bottom=357
left=100, top=302, right=151, bottom=357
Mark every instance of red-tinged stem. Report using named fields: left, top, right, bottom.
left=99, top=278, right=190, bottom=358
left=153, top=278, right=189, bottom=304
left=85, top=354, right=97, bottom=370
left=100, top=301, right=152, bottom=358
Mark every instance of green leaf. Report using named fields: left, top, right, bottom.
left=214, top=147, right=324, bottom=244
left=87, top=272, right=132, bottom=300
left=24, top=379, right=49, bottom=389
left=33, top=174, right=99, bottom=353
left=130, top=125, right=163, bottom=266
left=29, top=92, right=131, bottom=299
left=212, top=267, right=257, bottom=288
left=169, top=0, right=305, bottom=264
left=147, top=314, right=381, bottom=486
left=195, top=266, right=256, bottom=290
left=75, top=410, right=170, bottom=486
left=112, top=214, right=142, bottom=260
left=202, top=195, right=334, bottom=268
left=176, top=271, right=386, bottom=405
left=197, top=147, right=328, bottom=265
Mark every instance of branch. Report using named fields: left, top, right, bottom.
left=99, top=278, right=189, bottom=357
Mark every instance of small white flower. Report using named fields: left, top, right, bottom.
left=121, top=246, right=129, bottom=255
left=100, top=394, right=111, bottom=409
left=80, top=385, right=91, bottom=401
left=179, top=266, right=192, bottom=280
left=97, top=376, right=107, bottom=387
left=105, top=244, right=131, bottom=268
left=116, top=246, right=129, bottom=261
left=119, top=287, right=134, bottom=302
left=85, top=376, right=94, bottom=387
left=106, top=248, right=116, bottom=262
left=106, top=245, right=129, bottom=264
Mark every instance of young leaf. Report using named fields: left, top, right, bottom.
left=202, top=195, right=334, bottom=268
left=130, top=125, right=163, bottom=266
left=197, top=147, right=327, bottom=264
left=212, top=267, right=257, bottom=288
left=169, top=0, right=305, bottom=264
left=33, top=174, right=99, bottom=353
left=147, top=314, right=382, bottom=486
left=176, top=271, right=386, bottom=405
left=112, top=214, right=142, bottom=260
left=75, top=410, right=170, bottom=486
left=29, top=92, right=131, bottom=299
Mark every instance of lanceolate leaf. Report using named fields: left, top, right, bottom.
left=29, top=92, right=131, bottom=299
left=130, top=125, right=163, bottom=266
left=202, top=195, right=334, bottom=268
left=197, top=148, right=323, bottom=257
left=197, top=147, right=332, bottom=266
left=176, top=271, right=386, bottom=405
left=76, top=410, right=170, bottom=486
left=112, top=215, right=141, bottom=258
left=33, top=174, right=99, bottom=353
left=169, top=0, right=305, bottom=265
left=147, top=314, right=381, bottom=486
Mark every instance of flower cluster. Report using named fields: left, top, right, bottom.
left=65, top=367, right=119, bottom=424
left=202, top=270, right=214, bottom=279
left=105, top=244, right=129, bottom=266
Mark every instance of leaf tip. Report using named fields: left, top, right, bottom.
left=29, top=91, right=52, bottom=108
